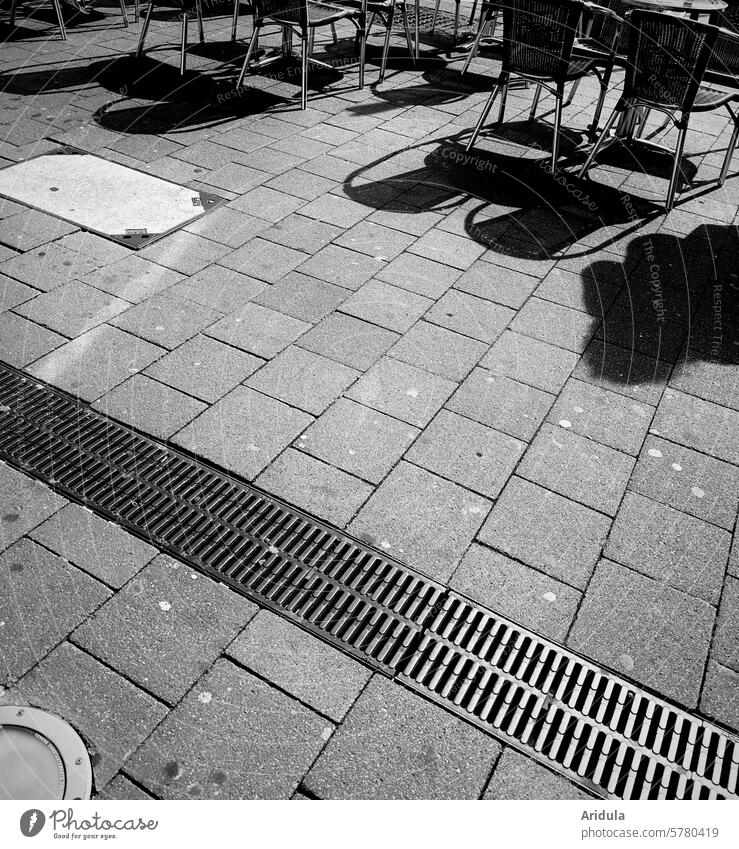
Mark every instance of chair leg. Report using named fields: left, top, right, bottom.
left=358, top=14, right=366, bottom=90
left=196, top=0, right=204, bottom=43
left=136, top=1, right=154, bottom=57
left=118, top=0, right=129, bottom=27
left=430, top=0, right=440, bottom=31
left=180, top=11, right=189, bottom=75
left=461, top=10, right=489, bottom=75
left=301, top=33, right=309, bottom=110
left=231, top=0, right=239, bottom=40
left=579, top=107, right=620, bottom=177
left=308, top=27, right=315, bottom=57
left=564, top=77, right=581, bottom=108
left=466, top=78, right=503, bottom=152
left=135, top=0, right=139, bottom=22
left=551, top=87, right=564, bottom=172
left=50, top=0, right=67, bottom=40
left=237, top=22, right=261, bottom=88
left=635, top=107, right=651, bottom=139
left=379, top=9, right=394, bottom=83
left=468, top=0, right=477, bottom=25
left=331, top=23, right=338, bottom=43
left=666, top=124, right=688, bottom=212
left=453, top=0, right=459, bottom=45
left=529, top=84, right=542, bottom=121
left=719, top=113, right=739, bottom=186
left=10, top=0, right=16, bottom=27
left=400, top=2, right=415, bottom=64
left=589, top=78, right=610, bottom=141
left=497, top=75, right=509, bottom=123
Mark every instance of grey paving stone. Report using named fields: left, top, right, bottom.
left=0, top=311, right=65, bottom=367
left=139, top=232, right=231, bottom=276
left=598, top=303, right=687, bottom=363
left=518, top=424, right=635, bottom=516
left=298, top=398, right=419, bottom=484
left=183, top=206, right=271, bottom=248
left=699, top=662, right=739, bottom=733
left=14, top=280, right=130, bottom=337
left=426, top=290, right=514, bottom=344
left=0, top=275, right=35, bottom=312
left=546, top=378, right=654, bottom=455
left=568, top=558, right=715, bottom=707
left=369, top=206, right=443, bottom=239
left=167, top=265, right=267, bottom=313
left=305, top=675, right=500, bottom=799
left=408, top=229, right=486, bottom=270
left=349, top=462, right=490, bottom=581
left=126, top=660, right=330, bottom=800
left=447, top=368, right=555, bottom=442
left=628, top=436, right=739, bottom=530
left=605, top=492, right=729, bottom=605
left=388, top=320, right=487, bottom=383
left=257, top=448, right=372, bottom=527
left=73, top=555, right=257, bottom=704
left=652, top=389, right=739, bottom=466
left=670, top=355, right=739, bottom=411
left=484, top=748, right=590, bottom=800
left=299, top=194, right=370, bottom=227
left=573, top=339, right=672, bottom=406
left=174, top=386, right=312, bottom=480
left=478, top=477, right=610, bottom=590
left=92, top=374, right=206, bottom=440
left=219, top=238, right=309, bottom=283
left=731, top=537, right=739, bottom=579
left=81, top=255, right=183, bottom=303
left=335, top=221, right=415, bottom=261
left=227, top=611, right=371, bottom=721
left=376, top=253, right=460, bottom=299
left=111, top=292, right=220, bottom=351
left=0, top=462, right=67, bottom=553
left=340, top=279, right=432, bottom=334
left=144, top=335, right=262, bottom=404
left=229, top=185, right=305, bottom=221
left=453, top=260, right=539, bottom=309
left=246, top=346, right=359, bottom=415
left=253, top=272, right=349, bottom=322
left=451, top=544, right=581, bottom=642
left=266, top=169, right=337, bottom=200
left=346, top=357, right=456, bottom=428
left=4, top=642, right=167, bottom=789
left=206, top=302, right=310, bottom=359
left=201, top=162, right=268, bottom=193
left=29, top=503, right=157, bottom=589
left=0, top=208, right=76, bottom=251
left=713, top=578, right=739, bottom=673
left=28, top=324, right=166, bottom=402
left=536, top=267, right=620, bottom=316
left=296, top=312, right=399, bottom=371
left=98, top=775, right=155, bottom=800
left=406, top=409, right=525, bottom=500
left=481, top=330, right=578, bottom=394
left=511, top=297, right=600, bottom=353
left=260, top=214, right=343, bottom=255
left=298, top=244, right=386, bottom=291
left=0, top=538, right=111, bottom=683
left=0, top=243, right=102, bottom=291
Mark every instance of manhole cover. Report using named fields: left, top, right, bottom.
left=0, top=706, right=92, bottom=800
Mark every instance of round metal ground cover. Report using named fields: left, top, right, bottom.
left=0, top=706, right=92, bottom=800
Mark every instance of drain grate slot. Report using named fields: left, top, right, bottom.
left=0, top=360, right=736, bottom=801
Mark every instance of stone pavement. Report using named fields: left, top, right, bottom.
left=0, top=0, right=738, bottom=798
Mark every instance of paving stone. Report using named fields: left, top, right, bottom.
left=628, top=436, right=739, bottom=530
left=453, top=260, right=539, bottom=310
left=92, top=374, right=206, bottom=440
left=137, top=231, right=231, bottom=276
left=713, top=578, right=739, bottom=673
left=0, top=242, right=102, bottom=291
left=426, top=290, right=513, bottom=344
left=568, top=558, right=716, bottom=707
left=216, top=127, right=273, bottom=153
left=652, top=389, right=739, bottom=466
left=518, top=424, right=635, bottom=516
left=126, top=659, right=330, bottom=799
left=174, top=386, right=313, bottom=480
left=297, top=244, right=386, bottom=291
left=298, top=193, right=369, bottom=228
left=451, top=544, right=581, bottom=642
left=670, top=355, right=739, bottom=412
left=388, top=321, right=487, bottom=383
left=266, top=169, right=337, bottom=200
left=346, top=357, right=456, bottom=428
left=484, top=749, right=590, bottom=800
left=447, top=368, right=555, bottom=442
left=28, top=324, right=166, bottom=402
left=219, top=238, right=309, bottom=283
left=202, top=162, right=268, bottom=193
left=253, top=272, right=349, bottom=322
left=296, top=312, right=398, bottom=371
left=335, top=221, right=415, bottom=261
left=111, top=292, right=220, bottom=350
left=29, top=503, right=157, bottom=589
left=511, top=297, right=600, bottom=353
left=5, top=642, right=167, bottom=789
left=183, top=206, right=271, bottom=248
left=305, top=675, right=500, bottom=800
left=81, top=255, right=182, bottom=303
left=598, top=304, right=687, bottom=363
left=0, top=275, right=36, bottom=313
left=15, top=280, right=130, bottom=337
left=536, top=267, right=620, bottom=316
left=0, top=462, right=67, bottom=553
left=0, top=208, right=76, bottom=251
left=0, top=311, right=65, bottom=367
left=260, top=214, right=344, bottom=256
left=227, top=611, right=371, bottom=722
left=0, top=538, right=111, bottom=683
left=206, top=302, right=310, bottom=358
left=229, top=185, right=305, bottom=221
left=605, top=492, right=729, bottom=605
left=408, top=229, right=486, bottom=270
left=73, top=555, right=257, bottom=704
left=573, top=339, right=672, bottom=406
left=98, top=775, right=154, bottom=801
left=730, top=537, right=739, bottom=579
left=144, top=335, right=262, bottom=404
left=349, top=462, right=490, bottom=581
left=244, top=146, right=305, bottom=175
left=478, top=477, right=610, bottom=590
left=167, top=265, right=267, bottom=313
left=376, top=253, right=460, bottom=299
left=481, top=330, right=578, bottom=394
left=298, top=398, right=419, bottom=484
left=699, top=662, right=739, bottom=732
left=340, top=279, right=432, bottom=334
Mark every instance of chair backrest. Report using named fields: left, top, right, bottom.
left=586, top=0, right=629, bottom=54
left=710, top=0, right=739, bottom=78
left=253, top=0, right=306, bottom=26
left=622, top=10, right=719, bottom=113
left=500, top=0, right=584, bottom=80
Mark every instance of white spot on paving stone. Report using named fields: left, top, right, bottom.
left=671, top=463, right=682, bottom=471
left=159, top=600, right=171, bottom=611
left=572, top=406, right=584, bottom=414
left=691, top=486, right=705, bottom=498
left=321, top=727, right=333, bottom=741
left=542, top=591, right=557, bottom=603
left=558, top=420, right=572, bottom=429
left=247, top=444, right=260, bottom=452
left=380, top=540, right=392, bottom=550
left=155, top=325, right=165, bottom=331
left=198, top=692, right=212, bottom=704
left=299, top=434, right=307, bottom=440
left=406, top=388, right=420, bottom=398
left=191, top=573, right=198, bottom=579
left=618, top=653, right=635, bottom=671
left=648, top=448, right=662, bottom=458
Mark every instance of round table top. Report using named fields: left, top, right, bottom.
left=621, top=0, right=727, bottom=12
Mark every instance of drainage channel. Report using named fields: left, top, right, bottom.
left=0, top=360, right=736, bottom=801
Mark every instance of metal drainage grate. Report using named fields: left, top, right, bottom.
left=0, top=360, right=736, bottom=801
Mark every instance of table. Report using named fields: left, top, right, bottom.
left=622, top=0, right=727, bottom=21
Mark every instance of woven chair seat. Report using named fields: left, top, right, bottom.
left=269, top=1, right=357, bottom=25
left=693, top=85, right=739, bottom=110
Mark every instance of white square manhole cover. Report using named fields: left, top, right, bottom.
left=0, top=147, right=225, bottom=248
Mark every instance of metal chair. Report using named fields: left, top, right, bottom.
left=237, top=0, right=367, bottom=109
left=136, top=0, right=209, bottom=74
left=579, top=10, right=739, bottom=211
left=460, top=0, right=501, bottom=75
left=7, top=0, right=130, bottom=39
left=465, top=0, right=622, bottom=170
